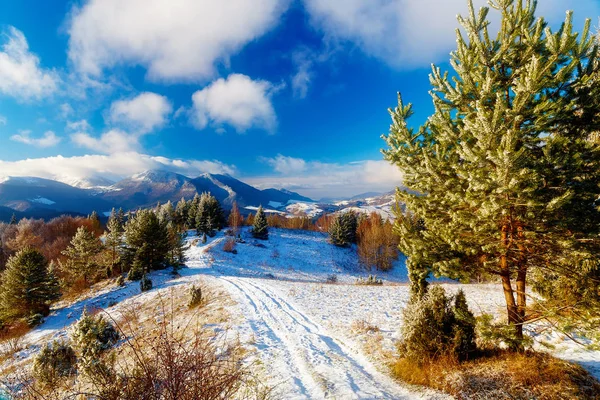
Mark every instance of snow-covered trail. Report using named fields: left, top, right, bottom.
left=220, top=276, right=432, bottom=400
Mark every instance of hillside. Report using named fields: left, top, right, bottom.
left=3, top=228, right=597, bottom=398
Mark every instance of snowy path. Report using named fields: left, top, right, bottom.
left=220, top=276, right=433, bottom=400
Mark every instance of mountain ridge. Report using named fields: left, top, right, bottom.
left=0, top=170, right=315, bottom=220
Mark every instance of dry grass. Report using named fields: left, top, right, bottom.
left=350, top=319, right=380, bottom=335
left=3, top=279, right=272, bottom=400
left=223, top=237, right=237, bottom=253
left=392, top=350, right=600, bottom=400
left=0, top=321, right=30, bottom=362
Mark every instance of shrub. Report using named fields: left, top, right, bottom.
left=476, top=313, right=533, bottom=351
left=355, top=275, right=383, bottom=286
left=69, top=309, right=120, bottom=361
left=140, top=275, right=152, bottom=292
left=223, top=238, right=237, bottom=254
left=398, top=286, right=476, bottom=362
left=325, top=274, right=338, bottom=284
left=188, top=285, right=203, bottom=308
left=26, top=313, right=45, bottom=327
left=32, top=340, right=77, bottom=386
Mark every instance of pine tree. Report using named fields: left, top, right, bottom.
left=0, top=248, right=60, bottom=324
left=187, top=194, right=201, bottom=228
left=174, top=197, right=189, bottom=229
left=88, top=211, right=102, bottom=233
left=62, top=226, right=103, bottom=285
left=195, top=192, right=225, bottom=237
left=166, top=222, right=187, bottom=266
left=105, top=208, right=124, bottom=272
left=124, top=209, right=169, bottom=278
left=328, top=212, right=357, bottom=247
left=383, top=0, right=600, bottom=348
left=158, top=201, right=174, bottom=225
left=251, top=206, right=268, bottom=240
left=9, top=213, right=17, bottom=225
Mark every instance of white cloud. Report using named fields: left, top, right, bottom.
left=260, top=154, right=307, bottom=174
left=67, top=0, right=287, bottom=82
left=250, top=156, right=403, bottom=199
left=190, top=74, right=277, bottom=133
left=109, top=92, right=172, bottom=133
left=303, top=0, right=600, bottom=68
left=0, top=152, right=236, bottom=183
left=0, top=27, right=59, bottom=100
left=66, top=119, right=92, bottom=132
left=71, top=129, right=138, bottom=154
left=0, top=115, right=6, bottom=125
left=60, top=103, right=74, bottom=119
left=291, top=51, right=313, bottom=99
left=70, top=93, right=172, bottom=154
left=10, top=130, right=61, bottom=147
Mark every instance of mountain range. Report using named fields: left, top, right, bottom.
left=0, top=171, right=313, bottom=221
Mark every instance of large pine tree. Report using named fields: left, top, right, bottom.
left=124, top=209, right=170, bottom=279
left=62, top=226, right=103, bottom=285
left=0, top=248, right=60, bottom=324
left=195, top=192, right=225, bottom=237
left=105, top=208, right=125, bottom=271
left=383, top=0, right=600, bottom=347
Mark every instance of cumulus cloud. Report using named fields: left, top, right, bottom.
left=0, top=27, right=59, bottom=100
left=66, top=119, right=92, bottom=132
left=67, top=0, right=287, bottom=82
left=250, top=156, right=403, bottom=199
left=109, top=92, right=172, bottom=133
left=303, top=0, right=600, bottom=68
left=10, top=130, right=61, bottom=147
left=190, top=74, right=278, bottom=133
left=260, top=154, right=307, bottom=174
left=71, top=129, right=138, bottom=154
left=0, top=115, right=6, bottom=125
left=0, top=152, right=236, bottom=183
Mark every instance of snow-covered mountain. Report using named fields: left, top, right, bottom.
left=101, top=170, right=313, bottom=210
left=0, top=176, right=114, bottom=216
left=0, top=170, right=399, bottom=222
left=57, top=176, right=115, bottom=190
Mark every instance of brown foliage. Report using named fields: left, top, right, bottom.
left=0, top=216, right=103, bottom=271
left=392, top=350, right=600, bottom=400
left=356, top=213, right=398, bottom=271
left=223, top=238, right=237, bottom=253
left=315, top=214, right=335, bottom=232
left=228, top=202, right=243, bottom=234
left=266, top=214, right=315, bottom=231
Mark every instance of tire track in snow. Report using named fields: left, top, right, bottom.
left=221, top=276, right=428, bottom=400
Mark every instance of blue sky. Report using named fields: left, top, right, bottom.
left=0, top=0, right=598, bottom=198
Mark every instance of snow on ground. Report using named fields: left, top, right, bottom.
left=28, top=197, right=55, bottom=205
left=2, top=227, right=599, bottom=399
left=285, top=202, right=324, bottom=218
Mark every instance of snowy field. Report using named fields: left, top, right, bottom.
left=2, top=228, right=599, bottom=399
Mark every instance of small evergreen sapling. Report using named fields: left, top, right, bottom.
left=251, top=206, right=268, bottom=240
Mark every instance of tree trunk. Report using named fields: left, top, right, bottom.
left=515, top=223, right=527, bottom=346
left=500, top=223, right=523, bottom=351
